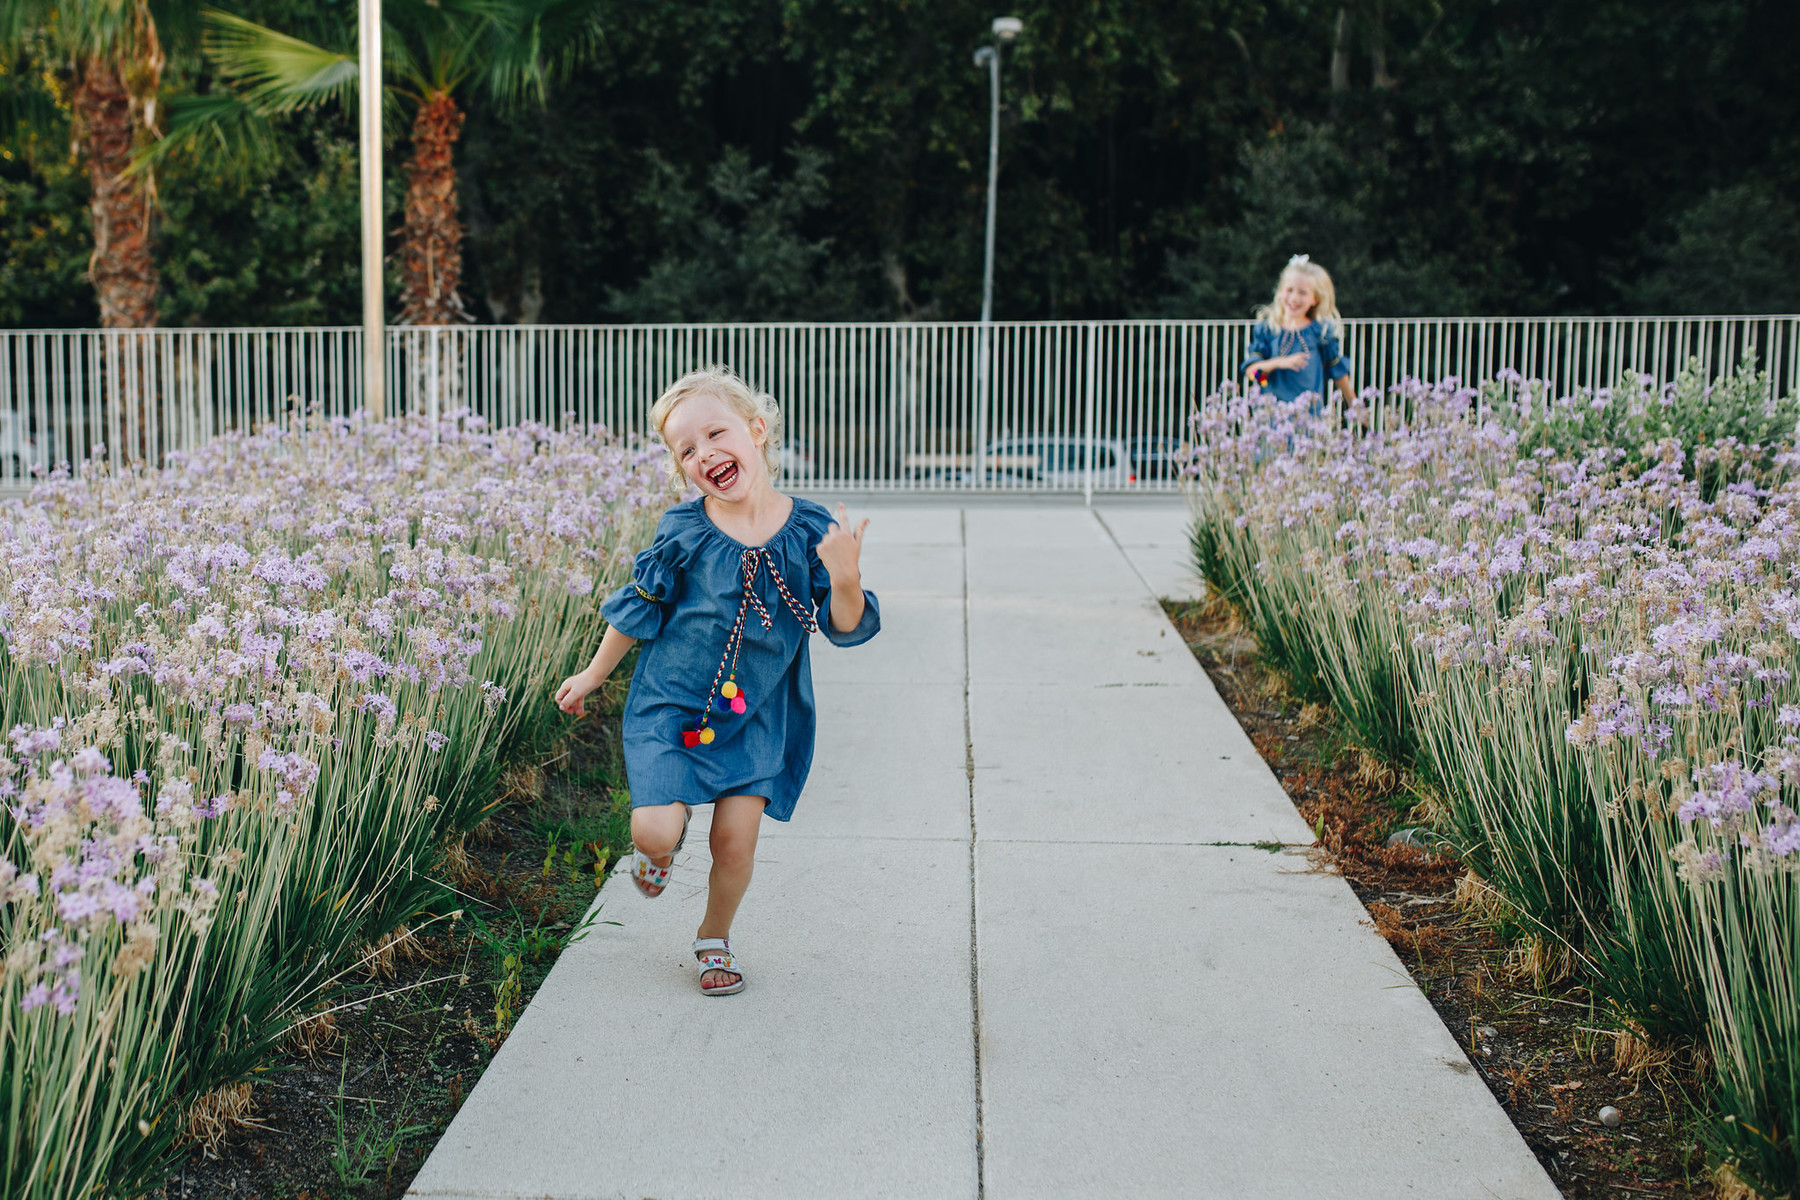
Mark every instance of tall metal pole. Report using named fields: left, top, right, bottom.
left=970, top=18, right=1020, bottom=485
left=979, top=49, right=1001, bottom=331
left=972, top=41, right=1002, bottom=482
left=358, top=0, right=385, bottom=419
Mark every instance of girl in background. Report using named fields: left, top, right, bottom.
left=1241, top=255, right=1355, bottom=410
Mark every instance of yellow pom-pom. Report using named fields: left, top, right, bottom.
left=698, top=727, right=716, bottom=745
left=721, top=681, right=739, bottom=699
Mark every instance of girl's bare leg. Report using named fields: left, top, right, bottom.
left=696, top=793, right=767, bottom=988
left=629, top=803, right=689, bottom=897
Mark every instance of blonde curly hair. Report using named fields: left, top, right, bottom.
left=649, top=365, right=784, bottom=489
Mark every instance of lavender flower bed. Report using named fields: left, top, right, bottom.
left=0, top=412, right=668, bottom=1198
left=1190, top=365, right=1800, bottom=1192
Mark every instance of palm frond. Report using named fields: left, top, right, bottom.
left=203, top=7, right=357, bottom=114
left=380, top=0, right=487, bottom=99
left=3, top=0, right=176, bottom=66
left=133, top=91, right=292, bottom=187
left=468, top=0, right=604, bottom=111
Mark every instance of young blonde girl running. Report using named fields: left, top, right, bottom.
left=554, top=365, right=879, bottom=996
left=1240, top=254, right=1356, bottom=410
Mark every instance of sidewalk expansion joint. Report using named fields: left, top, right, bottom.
left=961, top=507, right=987, bottom=1199
left=1091, top=506, right=1158, bottom=599
left=752, top=832, right=971, bottom=843
left=982, top=837, right=1308, bottom=851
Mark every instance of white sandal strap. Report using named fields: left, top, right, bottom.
left=693, top=938, right=740, bottom=975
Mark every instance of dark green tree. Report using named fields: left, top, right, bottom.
left=183, top=0, right=602, bottom=324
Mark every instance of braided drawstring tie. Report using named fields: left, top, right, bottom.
left=682, top=547, right=818, bottom=747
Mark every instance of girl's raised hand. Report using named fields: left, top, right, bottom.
left=817, top=503, right=869, bottom=581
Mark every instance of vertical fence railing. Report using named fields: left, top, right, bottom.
left=4, top=315, right=1797, bottom=492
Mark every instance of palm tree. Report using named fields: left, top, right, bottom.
left=1, top=0, right=187, bottom=327
left=186, top=0, right=601, bottom=325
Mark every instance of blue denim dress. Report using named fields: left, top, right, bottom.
left=600, top=497, right=880, bottom=821
left=1240, top=320, right=1352, bottom=406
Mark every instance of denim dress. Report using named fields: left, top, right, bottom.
left=1239, top=320, right=1352, bottom=407
left=600, top=497, right=880, bottom=821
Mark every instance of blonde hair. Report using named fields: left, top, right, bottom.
left=1254, top=256, right=1343, bottom=337
left=650, top=364, right=783, bottom=487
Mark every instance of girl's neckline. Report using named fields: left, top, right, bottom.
left=1273, top=318, right=1316, bottom=333
left=697, top=493, right=800, bottom=550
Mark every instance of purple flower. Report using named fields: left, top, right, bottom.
left=194, top=793, right=233, bottom=819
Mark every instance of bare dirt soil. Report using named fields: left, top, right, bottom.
left=1164, top=597, right=1719, bottom=1200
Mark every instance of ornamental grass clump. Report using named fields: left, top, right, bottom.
left=0, top=410, right=668, bottom=1198
left=1188, top=361, right=1800, bottom=1192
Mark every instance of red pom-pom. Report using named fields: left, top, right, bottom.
left=681, top=730, right=701, bottom=748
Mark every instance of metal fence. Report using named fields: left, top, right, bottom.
left=4, top=315, right=1797, bottom=494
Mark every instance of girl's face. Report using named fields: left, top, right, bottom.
left=661, top=392, right=769, bottom=500
left=1279, top=276, right=1318, bottom=322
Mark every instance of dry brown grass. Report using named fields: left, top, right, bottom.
left=497, top=762, right=547, bottom=805
left=1404, top=783, right=1451, bottom=829
left=1366, top=902, right=1450, bottom=957
left=1452, top=869, right=1517, bottom=926
left=283, top=1004, right=340, bottom=1061
left=1713, top=1161, right=1768, bottom=1200
left=183, top=1081, right=261, bottom=1157
left=359, top=923, right=423, bottom=980
left=440, top=833, right=480, bottom=890
left=1295, top=701, right=1333, bottom=730
left=1612, top=1022, right=1679, bottom=1082
left=1502, top=932, right=1581, bottom=989
left=1352, top=747, right=1398, bottom=793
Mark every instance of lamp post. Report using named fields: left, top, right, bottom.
left=358, top=0, right=384, bottom=419
left=972, top=15, right=1020, bottom=482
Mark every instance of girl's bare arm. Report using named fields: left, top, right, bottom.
left=554, top=625, right=638, bottom=715
left=827, top=571, right=866, bottom=633
left=1246, top=353, right=1309, bottom=376
left=817, top=503, right=869, bottom=634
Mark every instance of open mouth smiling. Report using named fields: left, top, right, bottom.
left=706, top=459, right=739, bottom=490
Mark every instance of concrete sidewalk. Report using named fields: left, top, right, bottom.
left=409, top=502, right=1558, bottom=1200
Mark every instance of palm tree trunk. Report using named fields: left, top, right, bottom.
left=72, top=55, right=159, bottom=328
left=399, top=92, right=469, bottom=325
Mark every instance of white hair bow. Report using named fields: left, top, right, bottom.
left=1288, top=253, right=1311, bottom=266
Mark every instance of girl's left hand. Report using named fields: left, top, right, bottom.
left=817, top=503, right=869, bottom=581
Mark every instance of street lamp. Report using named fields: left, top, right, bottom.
left=972, top=16, right=1020, bottom=482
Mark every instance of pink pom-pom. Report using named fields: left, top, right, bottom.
left=730, top=697, right=747, bottom=714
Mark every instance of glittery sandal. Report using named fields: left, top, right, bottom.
left=629, top=804, right=690, bottom=898
left=692, top=937, right=745, bottom=996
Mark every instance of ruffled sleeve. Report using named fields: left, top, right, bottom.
left=1240, top=323, right=1276, bottom=377
left=600, top=510, right=687, bottom=640
left=1319, top=325, right=1351, bottom=381
left=802, top=509, right=880, bottom=648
